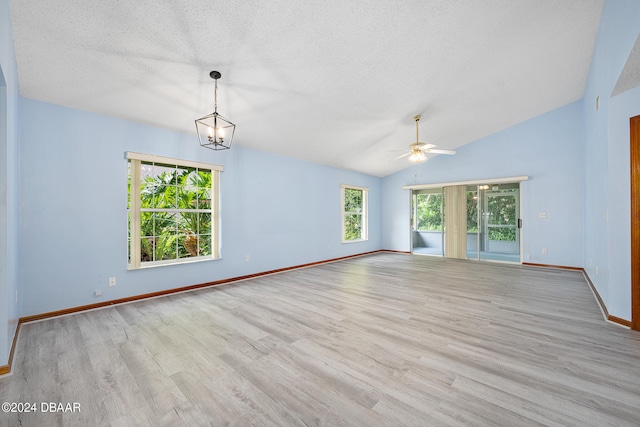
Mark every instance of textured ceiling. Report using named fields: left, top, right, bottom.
left=9, top=0, right=603, bottom=177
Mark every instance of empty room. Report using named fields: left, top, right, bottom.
left=1, top=0, right=640, bottom=425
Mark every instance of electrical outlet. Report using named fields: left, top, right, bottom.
left=108, top=277, right=116, bottom=287
left=541, top=247, right=547, bottom=254
left=95, top=290, right=103, bottom=297
left=539, top=212, right=547, bottom=218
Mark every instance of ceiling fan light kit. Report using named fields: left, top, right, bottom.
left=195, top=71, right=236, bottom=150
left=396, top=115, right=456, bottom=163
left=409, top=146, right=428, bottom=163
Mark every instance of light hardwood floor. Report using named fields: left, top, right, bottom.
left=1, top=253, right=640, bottom=426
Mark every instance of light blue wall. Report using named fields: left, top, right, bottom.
left=583, top=0, right=640, bottom=320
left=608, top=86, right=640, bottom=318
left=382, top=101, right=585, bottom=268
left=18, top=98, right=381, bottom=317
left=0, top=0, right=20, bottom=366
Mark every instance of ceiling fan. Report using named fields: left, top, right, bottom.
left=393, top=115, right=456, bottom=163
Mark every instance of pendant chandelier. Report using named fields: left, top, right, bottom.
left=195, top=71, right=235, bottom=150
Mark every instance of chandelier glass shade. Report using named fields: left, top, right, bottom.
left=195, top=71, right=235, bottom=150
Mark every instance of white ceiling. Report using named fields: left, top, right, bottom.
left=8, top=0, right=603, bottom=177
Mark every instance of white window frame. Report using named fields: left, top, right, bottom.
left=127, top=152, right=223, bottom=269
left=341, top=184, right=368, bottom=243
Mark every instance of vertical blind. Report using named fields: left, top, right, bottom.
left=444, top=185, right=468, bottom=259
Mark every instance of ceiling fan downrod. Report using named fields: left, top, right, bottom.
left=414, top=115, right=421, bottom=143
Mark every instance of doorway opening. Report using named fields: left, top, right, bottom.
left=631, top=114, right=640, bottom=331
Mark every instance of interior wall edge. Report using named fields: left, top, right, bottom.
left=582, top=268, right=632, bottom=328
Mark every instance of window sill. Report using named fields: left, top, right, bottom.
left=128, top=256, right=220, bottom=270
left=341, top=239, right=369, bottom=244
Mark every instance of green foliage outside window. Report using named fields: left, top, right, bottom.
left=486, top=193, right=517, bottom=241
left=486, top=194, right=516, bottom=225
left=488, top=227, right=516, bottom=241
left=467, top=192, right=478, bottom=232
left=130, top=162, right=213, bottom=263
left=344, top=188, right=364, bottom=241
left=412, top=188, right=517, bottom=241
left=415, top=193, right=443, bottom=231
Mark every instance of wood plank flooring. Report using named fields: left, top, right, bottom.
left=1, top=253, right=640, bottom=426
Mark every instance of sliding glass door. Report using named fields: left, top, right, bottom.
left=468, top=183, right=521, bottom=262
left=407, top=178, right=525, bottom=263
left=484, top=189, right=519, bottom=255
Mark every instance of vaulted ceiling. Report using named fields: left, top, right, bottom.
left=8, top=0, right=604, bottom=176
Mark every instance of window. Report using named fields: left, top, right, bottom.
left=127, top=152, right=222, bottom=269
left=341, top=185, right=368, bottom=242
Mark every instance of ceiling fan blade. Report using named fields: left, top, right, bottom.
left=418, top=143, right=436, bottom=150
left=393, top=152, right=411, bottom=160
left=426, top=149, right=456, bottom=155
